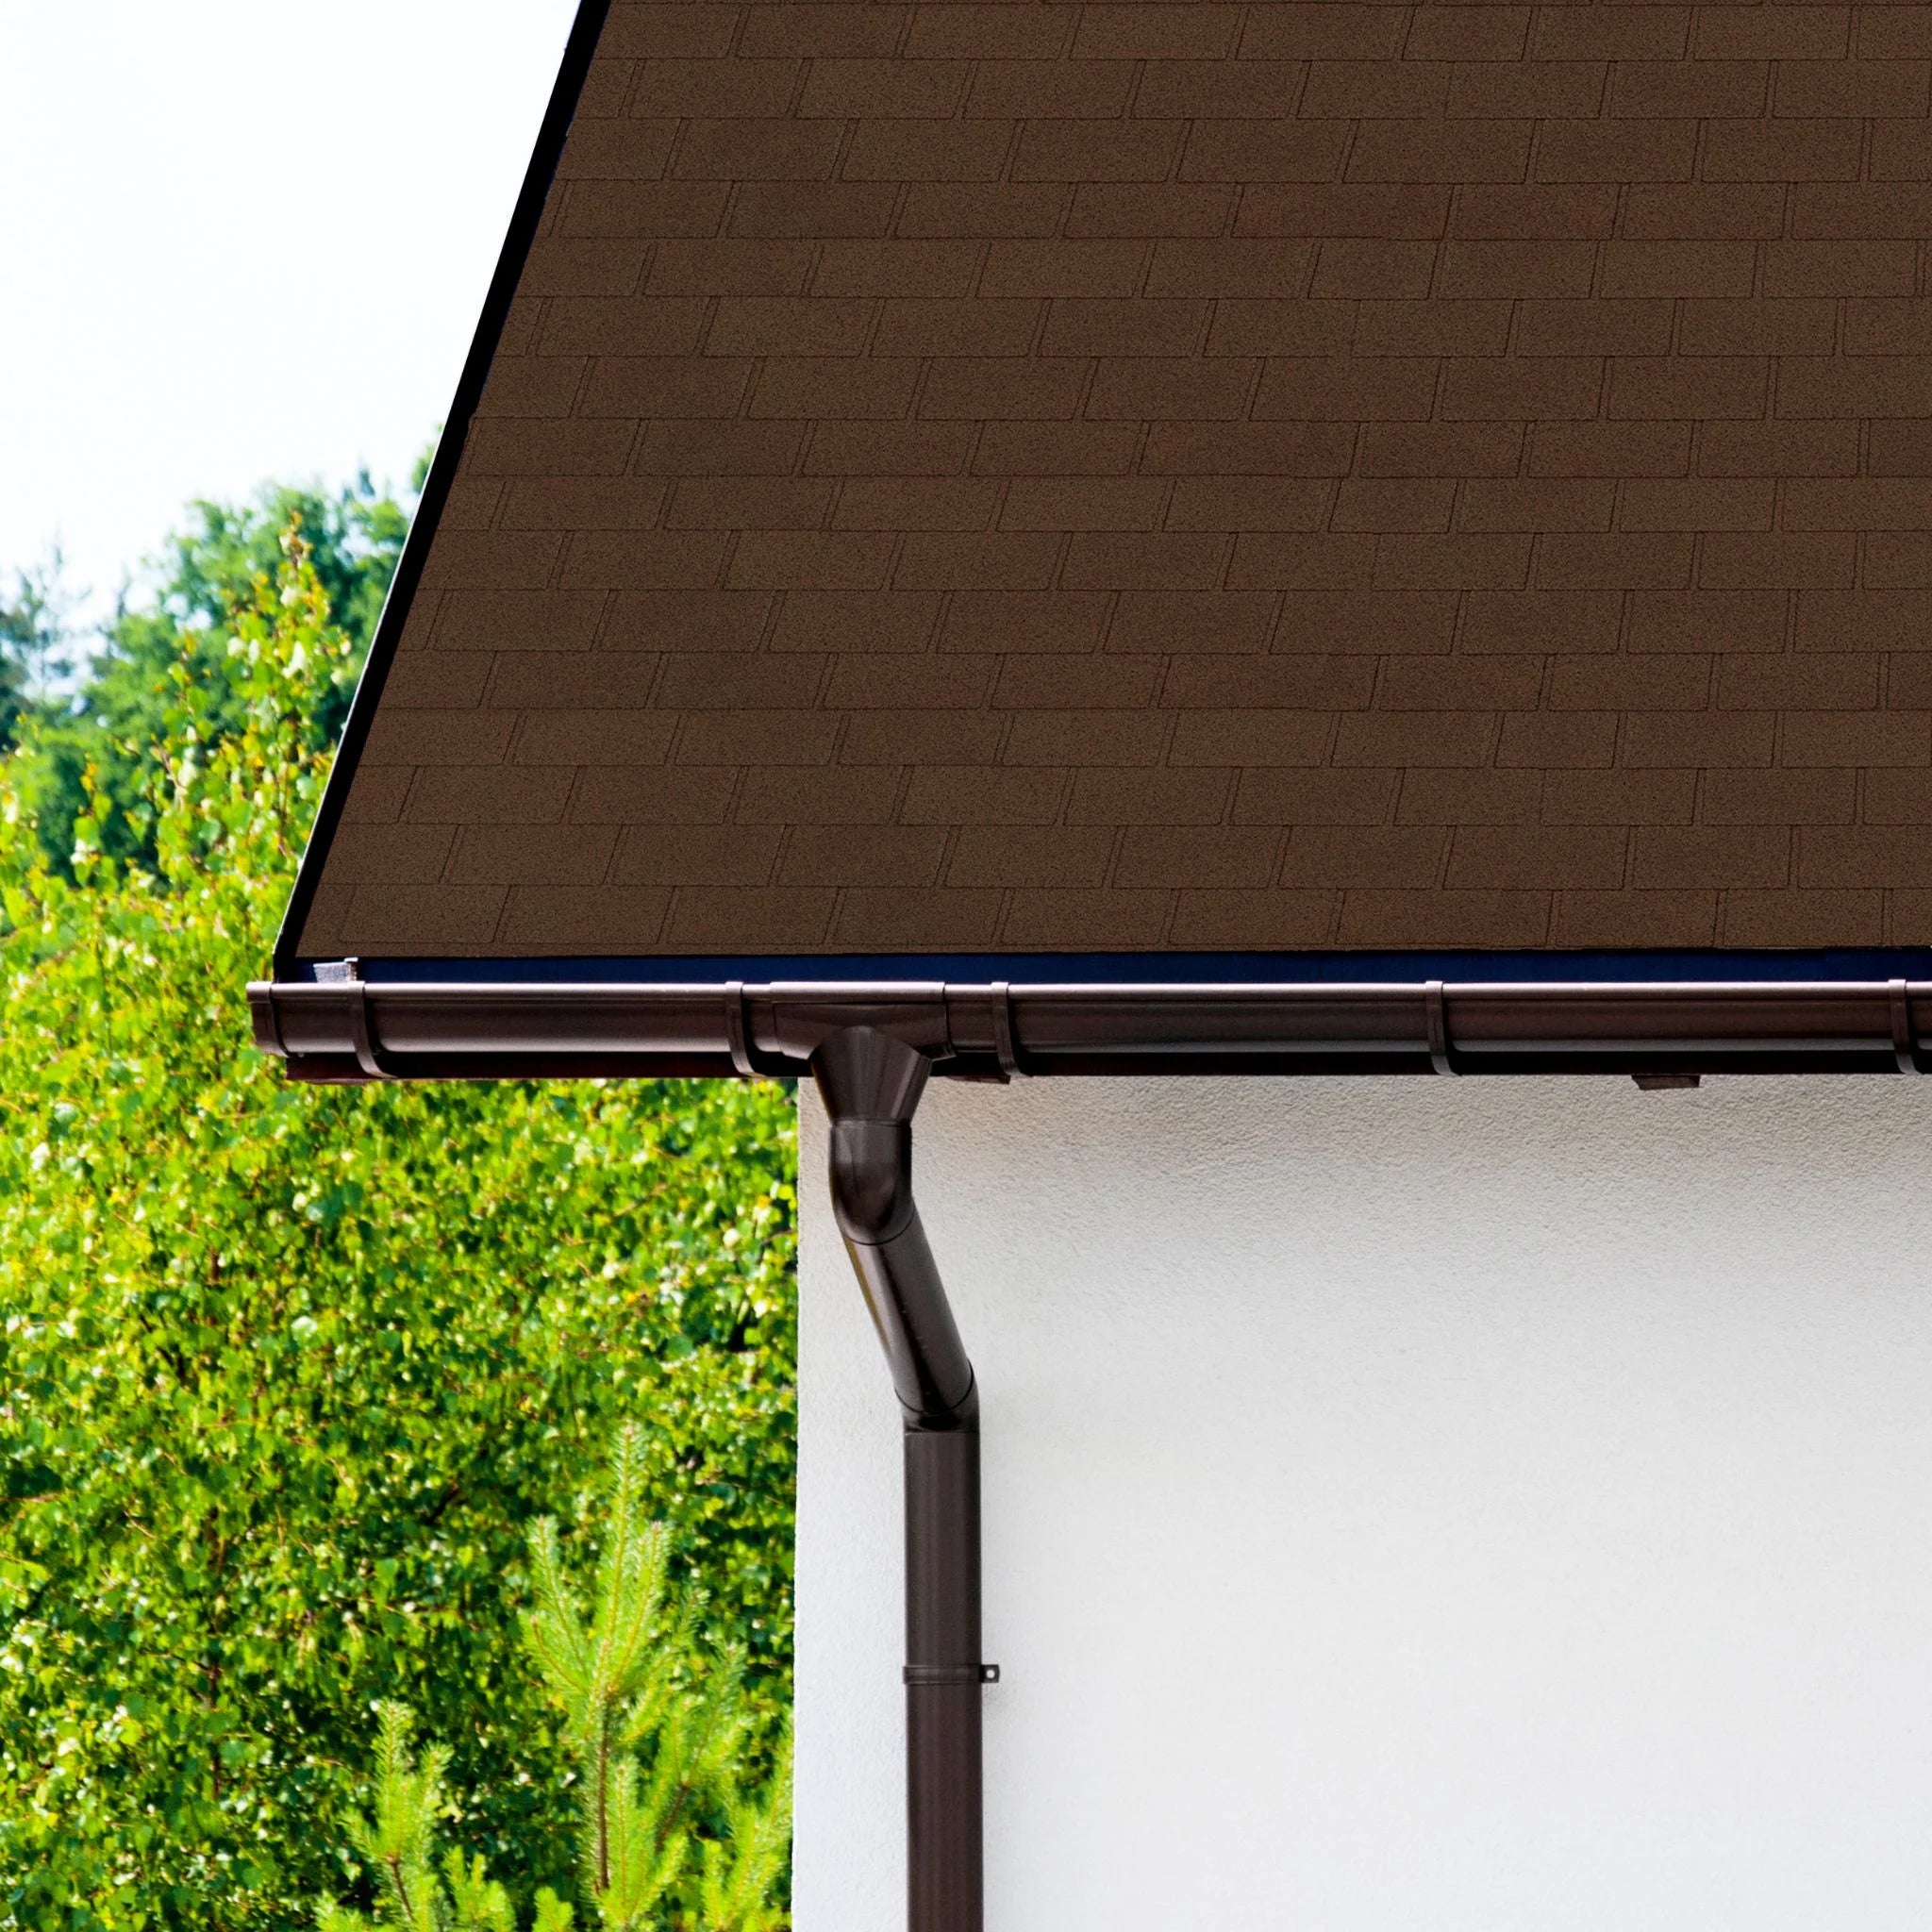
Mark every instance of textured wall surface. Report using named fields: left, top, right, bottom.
left=795, top=1075, right=1932, bottom=1928
left=300, top=0, right=1932, bottom=958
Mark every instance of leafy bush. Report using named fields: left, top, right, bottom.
left=0, top=537, right=796, bottom=1925
left=321, top=1427, right=790, bottom=1932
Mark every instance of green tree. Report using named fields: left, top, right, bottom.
left=322, top=1426, right=791, bottom=1932
left=0, top=535, right=796, bottom=1926
left=316, top=1706, right=563, bottom=1932
left=17, top=470, right=412, bottom=873
left=0, top=549, right=74, bottom=749
left=522, top=1425, right=790, bottom=1932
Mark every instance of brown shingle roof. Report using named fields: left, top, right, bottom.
left=289, top=0, right=1932, bottom=962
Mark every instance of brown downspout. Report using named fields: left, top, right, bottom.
left=814, top=1025, right=992, bottom=1932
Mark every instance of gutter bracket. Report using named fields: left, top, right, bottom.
left=346, top=985, right=401, bottom=1082
left=1890, top=978, right=1920, bottom=1074
left=1425, top=979, right=1457, bottom=1076
left=991, top=981, right=1024, bottom=1081
left=724, top=981, right=793, bottom=1079
left=324, top=960, right=405, bottom=1083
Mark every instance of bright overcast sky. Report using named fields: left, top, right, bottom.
left=0, top=0, right=579, bottom=628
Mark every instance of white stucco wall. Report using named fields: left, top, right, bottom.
left=792, top=1075, right=1932, bottom=1931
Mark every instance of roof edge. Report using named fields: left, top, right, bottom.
left=273, top=0, right=613, bottom=975
left=282, top=945, right=1932, bottom=988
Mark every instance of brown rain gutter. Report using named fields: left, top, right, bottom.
left=251, top=974, right=1932, bottom=1086
left=248, top=968, right=1930, bottom=1932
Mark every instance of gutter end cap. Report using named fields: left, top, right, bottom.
left=247, top=982, right=286, bottom=1058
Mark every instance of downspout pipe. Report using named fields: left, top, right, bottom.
left=814, top=1026, right=990, bottom=1932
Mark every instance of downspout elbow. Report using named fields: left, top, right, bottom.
left=815, top=1027, right=978, bottom=1433
left=829, top=1119, right=921, bottom=1248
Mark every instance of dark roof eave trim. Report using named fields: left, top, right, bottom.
left=248, top=976, right=1932, bottom=1083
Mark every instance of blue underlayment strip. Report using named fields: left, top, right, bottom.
left=315, top=947, right=1932, bottom=988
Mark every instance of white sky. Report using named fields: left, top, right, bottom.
left=0, top=0, right=580, bottom=631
